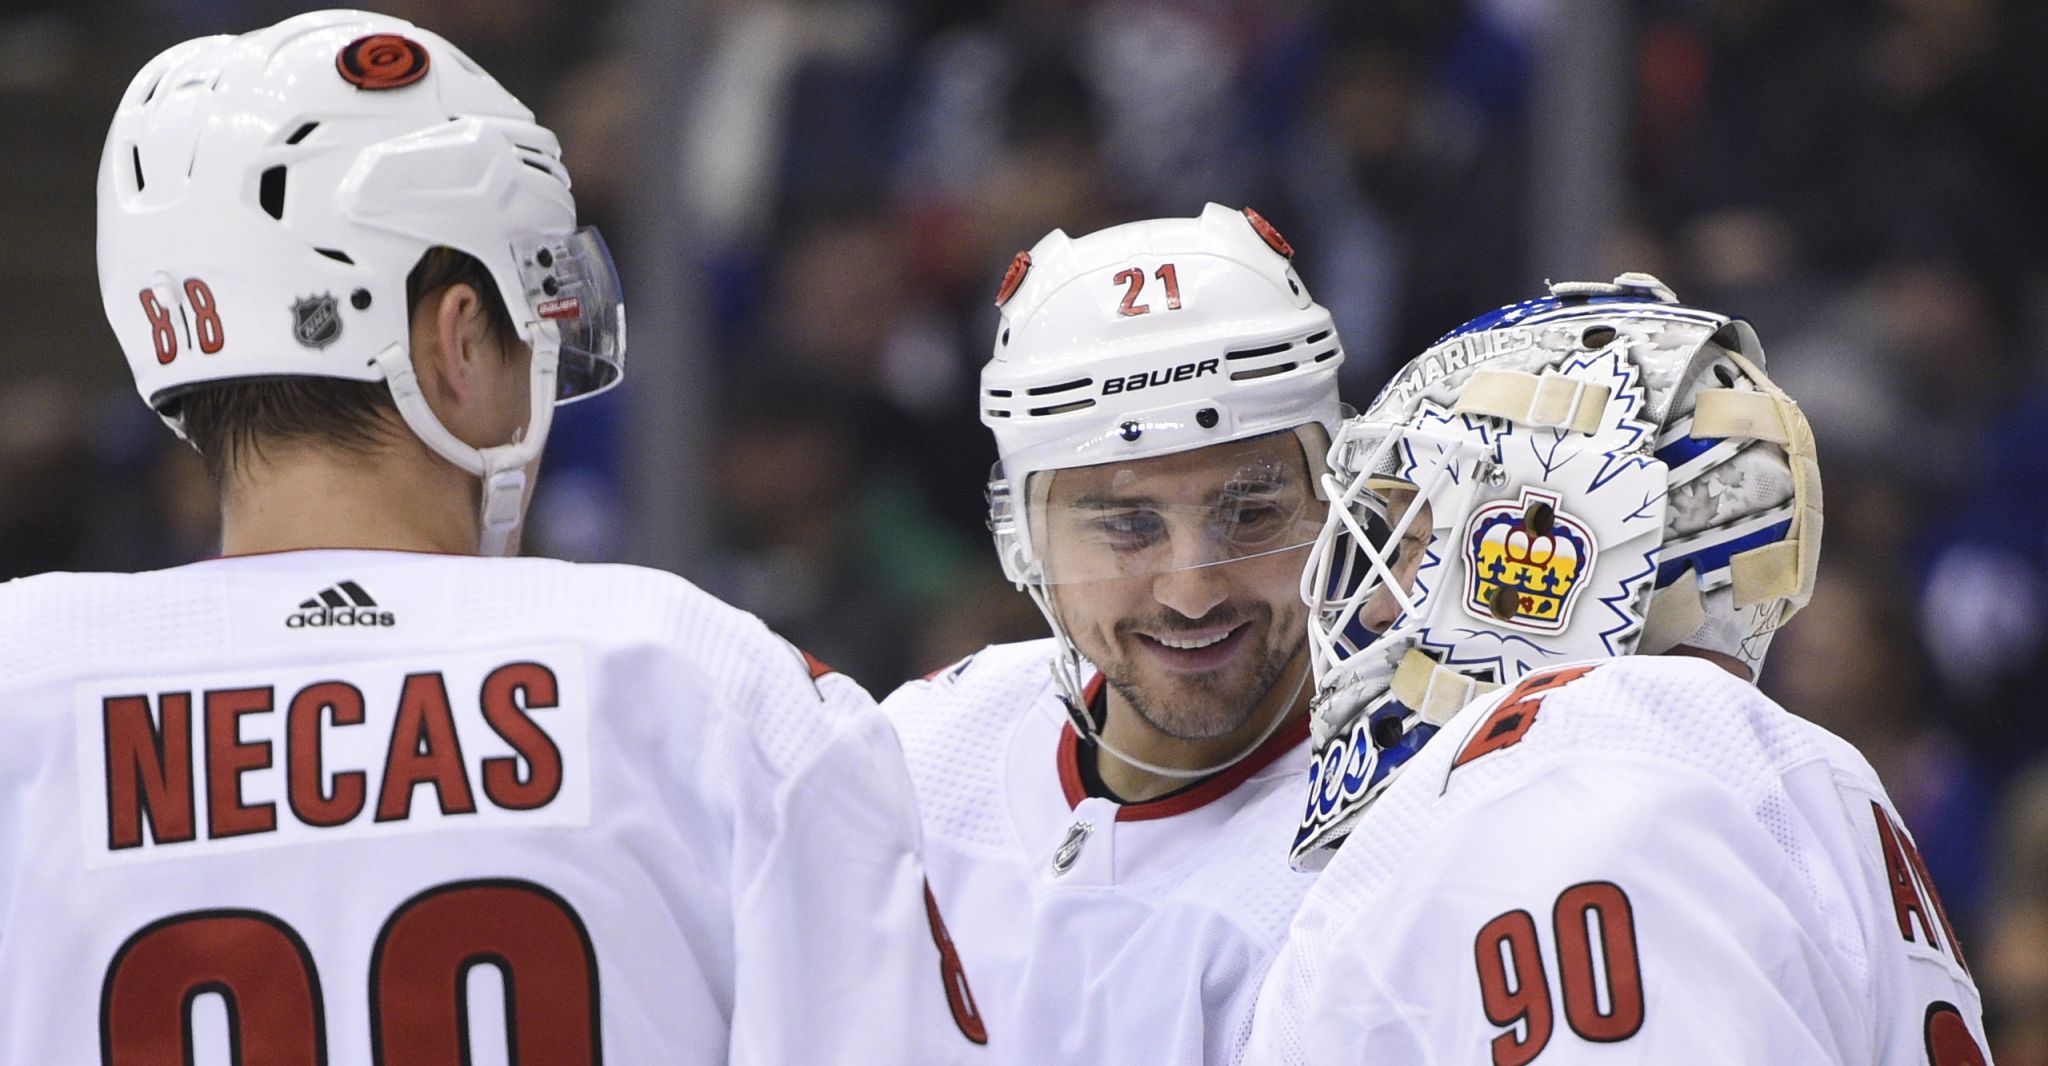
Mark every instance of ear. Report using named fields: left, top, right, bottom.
left=410, top=283, right=488, bottom=410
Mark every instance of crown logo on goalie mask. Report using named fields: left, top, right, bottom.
left=1463, top=488, right=1597, bottom=632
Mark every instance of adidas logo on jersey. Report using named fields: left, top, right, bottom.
left=286, top=580, right=396, bottom=628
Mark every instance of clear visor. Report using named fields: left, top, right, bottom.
left=513, top=226, right=625, bottom=402
left=1022, top=432, right=1328, bottom=585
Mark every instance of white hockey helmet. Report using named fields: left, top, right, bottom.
left=97, top=10, right=624, bottom=554
left=982, top=203, right=1346, bottom=774
left=1290, top=273, right=1822, bottom=866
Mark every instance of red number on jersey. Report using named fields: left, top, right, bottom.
left=1552, top=882, right=1644, bottom=1042
left=924, top=881, right=989, bottom=1045
left=1924, top=1002, right=1989, bottom=1065
left=1474, top=880, right=1644, bottom=1063
left=102, top=911, right=322, bottom=1065
left=1115, top=268, right=1149, bottom=316
left=1474, top=909, right=1553, bottom=1066
left=102, top=879, right=597, bottom=1064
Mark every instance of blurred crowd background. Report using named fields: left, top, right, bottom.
left=5, top=0, right=2047, bottom=1056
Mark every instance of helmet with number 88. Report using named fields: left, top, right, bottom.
left=1289, top=274, right=1822, bottom=866
left=96, top=9, right=624, bottom=554
left=982, top=203, right=1346, bottom=775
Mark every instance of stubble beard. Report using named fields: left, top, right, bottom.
left=1098, top=603, right=1307, bottom=742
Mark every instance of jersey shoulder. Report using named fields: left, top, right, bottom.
left=0, top=558, right=870, bottom=775
left=880, top=638, right=1063, bottom=851
left=882, top=637, right=1063, bottom=735
left=1436, top=655, right=1828, bottom=797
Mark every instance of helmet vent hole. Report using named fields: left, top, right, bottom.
left=1581, top=326, right=1617, bottom=348
left=1001, top=328, right=1010, bottom=346
left=284, top=122, right=320, bottom=145
left=1288, top=278, right=1301, bottom=296
left=1305, top=329, right=1332, bottom=344
left=351, top=289, right=372, bottom=310
left=1713, top=365, right=1736, bottom=387
left=1026, top=377, right=1092, bottom=397
left=315, top=248, right=355, bottom=265
left=259, top=166, right=287, bottom=221
left=1226, top=341, right=1293, bottom=361
left=1230, top=362, right=1299, bottom=382
left=130, top=146, right=145, bottom=192
left=139, top=73, right=163, bottom=104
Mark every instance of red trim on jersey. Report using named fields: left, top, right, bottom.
left=1056, top=673, right=1310, bottom=821
left=799, top=650, right=836, bottom=680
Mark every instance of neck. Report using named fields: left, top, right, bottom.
left=1092, top=648, right=1311, bottom=803
left=218, top=437, right=482, bottom=557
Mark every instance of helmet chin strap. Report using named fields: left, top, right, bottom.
left=372, top=338, right=560, bottom=557
left=1030, top=581, right=1311, bottom=782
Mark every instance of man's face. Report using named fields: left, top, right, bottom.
left=1037, top=432, right=1326, bottom=740
left=1359, top=485, right=1432, bottom=635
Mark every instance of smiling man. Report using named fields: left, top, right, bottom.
left=882, top=204, right=1343, bottom=1063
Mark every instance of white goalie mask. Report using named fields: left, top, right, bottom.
left=1290, top=273, right=1822, bottom=867
left=97, top=10, right=625, bottom=555
left=983, top=203, right=1347, bottom=778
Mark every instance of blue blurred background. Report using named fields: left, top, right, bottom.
left=4, top=0, right=2045, bottom=1055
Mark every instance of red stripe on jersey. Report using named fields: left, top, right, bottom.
left=1056, top=672, right=1310, bottom=821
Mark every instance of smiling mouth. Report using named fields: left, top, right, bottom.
left=1134, top=621, right=1252, bottom=671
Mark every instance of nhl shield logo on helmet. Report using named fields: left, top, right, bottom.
left=1463, top=488, right=1598, bottom=632
left=291, top=293, right=342, bottom=349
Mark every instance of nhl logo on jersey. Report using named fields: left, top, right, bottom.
left=1462, top=488, right=1597, bottom=632
left=291, top=293, right=342, bottom=350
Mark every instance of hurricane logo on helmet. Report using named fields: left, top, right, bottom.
left=1463, top=488, right=1597, bottom=632
left=336, top=34, right=430, bottom=91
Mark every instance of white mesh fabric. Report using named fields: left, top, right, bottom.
left=1246, top=655, right=1907, bottom=1064
left=0, top=552, right=954, bottom=1065
left=883, top=639, right=1065, bottom=853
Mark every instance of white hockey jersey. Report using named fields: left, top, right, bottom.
left=0, top=550, right=981, bottom=1065
left=1242, top=656, right=1991, bottom=1065
left=884, top=639, right=1320, bottom=1065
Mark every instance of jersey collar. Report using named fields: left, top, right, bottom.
left=1056, top=672, right=1311, bottom=822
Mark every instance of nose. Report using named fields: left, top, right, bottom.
left=1358, top=583, right=1406, bottom=634
left=1152, top=559, right=1229, bottom=620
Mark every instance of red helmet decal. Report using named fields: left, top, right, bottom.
left=336, top=34, right=431, bottom=91
left=1243, top=207, right=1294, bottom=259
left=995, top=250, right=1032, bottom=307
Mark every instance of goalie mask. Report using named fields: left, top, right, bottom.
left=97, top=10, right=625, bottom=555
left=1290, top=273, right=1822, bottom=867
left=983, top=203, right=1347, bottom=778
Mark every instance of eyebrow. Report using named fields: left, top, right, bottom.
left=1069, top=475, right=1294, bottom=511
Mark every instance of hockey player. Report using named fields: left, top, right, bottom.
left=1243, top=275, right=1990, bottom=1063
left=883, top=204, right=1343, bottom=1062
left=0, top=12, right=978, bottom=1063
